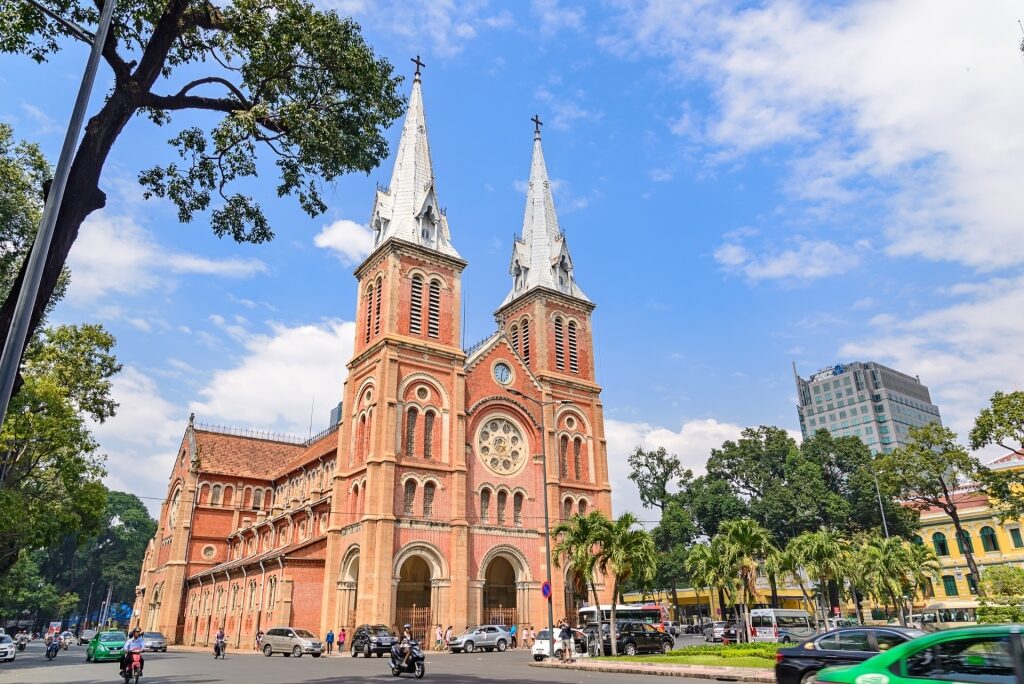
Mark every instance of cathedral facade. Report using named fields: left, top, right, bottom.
left=132, top=69, right=613, bottom=647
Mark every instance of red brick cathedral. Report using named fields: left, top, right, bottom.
left=133, top=69, right=613, bottom=647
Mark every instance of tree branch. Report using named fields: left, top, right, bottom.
left=141, top=92, right=245, bottom=114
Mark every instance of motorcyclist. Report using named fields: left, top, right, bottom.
left=121, top=628, right=146, bottom=676
left=214, top=627, right=226, bottom=657
left=399, top=624, right=413, bottom=667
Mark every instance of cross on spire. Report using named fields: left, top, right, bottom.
left=411, top=55, right=426, bottom=77
left=531, top=114, right=543, bottom=136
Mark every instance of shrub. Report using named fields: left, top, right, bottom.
left=663, top=643, right=782, bottom=659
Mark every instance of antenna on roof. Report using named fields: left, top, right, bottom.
left=308, top=394, right=315, bottom=440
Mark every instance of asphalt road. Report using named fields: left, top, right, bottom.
left=1, top=635, right=712, bottom=684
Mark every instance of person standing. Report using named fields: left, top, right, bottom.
left=339, top=628, right=346, bottom=655
left=509, top=623, right=518, bottom=649
left=325, top=629, right=335, bottom=655
left=444, top=625, right=453, bottom=649
left=558, top=621, right=573, bottom=663
left=435, top=624, right=443, bottom=651
left=254, top=629, right=264, bottom=651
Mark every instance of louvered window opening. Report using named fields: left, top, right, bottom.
left=568, top=321, right=579, bottom=374
left=559, top=436, right=569, bottom=478
left=405, top=408, right=418, bottom=458
left=573, top=438, right=582, bottom=480
left=522, top=320, right=531, bottom=365
left=554, top=318, right=565, bottom=370
left=496, top=491, right=507, bottom=525
left=404, top=480, right=416, bottom=515
left=423, top=482, right=435, bottom=517
left=410, top=275, right=423, bottom=334
left=481, top=489, right=491, bottom=522
left=374, top=278, right=382, bottom=336
left=513, top=493, right=523, bottom=527
left=364, top=284, right=374, bottom=343
left=428, top=280, right=441, bottom=338
left=510, top=325, right=519, bottom=355
left=423, top=412, right=435, bottom=460
left=563, top=499, right=572, bottom=520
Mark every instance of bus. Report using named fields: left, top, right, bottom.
left=917, top=600, right=979, bottom=632
left=577, top=604, right=670, bottom=630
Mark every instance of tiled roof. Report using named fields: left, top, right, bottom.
left=188, top=536, right=326, bottom=580
left=194, top=429, right=304, bottom=480
left=989, top=449, right=1024, bottom=467
left=281, top=425, right=338, bottom=474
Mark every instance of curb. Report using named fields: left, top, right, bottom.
left=529, top=659, right=776, bottom=682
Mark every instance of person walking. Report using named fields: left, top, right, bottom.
left=339, top=628, right=346, bottom=655
left=254, top=629, right=264, bottom=651
left=509, top=623, right=518, bottom=649
left=325, top=629, right=335, bottom=655
left=435, top=624, right=443, bottom=651
left=444, top=625, right=453, bottom=650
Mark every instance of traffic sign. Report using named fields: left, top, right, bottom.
left=541, top=581, right=551, bottom=599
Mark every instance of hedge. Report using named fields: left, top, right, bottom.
left=662, top=643, right=782, bottom=659
left=977, top=605, right=1024, bottom=624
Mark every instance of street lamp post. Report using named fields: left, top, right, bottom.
left=506, top=387, right=571, bottom=657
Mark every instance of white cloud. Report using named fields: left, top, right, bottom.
left=604, top=417, right=745, bottom=520
left=21, top=102, right=59, bottom=135
left=191, top=319, right=354, bottom=433
left=67, top=213, right=267, bottom=304
left=649, top=168, right=674, bottom=182
left=714, top=237, right=858, bottom=282
left=532, top=0, right=585, bottom=35
left=609, top=0, right=1024, bottom=270
left=313, top=219, right=375, bottom=265
left=534, top=86, right=602, bottom=131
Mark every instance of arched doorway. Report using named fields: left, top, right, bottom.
left=483, top=556, right=517, bottom=626
left=338, top=548, right=360, bottom=634
left=395, top=556, right=432, bottom=642
left=564, top=567, right=587, bottom=619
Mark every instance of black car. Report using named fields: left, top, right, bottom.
left=350, top=624, right=398, bottom=658
left=599, top=620, right=674, bottom=656
left=775, top=627, right=925, bottom=684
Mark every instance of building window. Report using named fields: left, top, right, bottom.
left=573, top=437, right=582, bottom=480
left=427, top=279, right=440, bottom=339
left=405, top=408, right=418, bottom=458
left=559, top=435, right=569, bottom=478
left=578, top=499, right=587, bottom=515
left=374, top=276, right=383, bottom=336
left=513, top=493, right=523, bottom=527
left=1010, top=528, right=1024, bottom=548
left=510, top=324, right=519, bottom=354
left=404, top=480, right=416, bottom=516
left=956, top=530, right=974, bottom=555
left=933, top=532, right=949, bottom=556
left=980, top=526, right=999, bottom=552
left=268, top=577, right=278, bottom=609
left=912, top=535, right=923, bottom=546
left=248, top=582, right=256, bottom=610
left=941, top=575, right=959, bottom=597
left=568, top=321, right=579, bottom=374
left=496, top=490, right=507, bottom=525
left=252, top=489, right=263, bottom=510
left=409, top=275, right=423, bottom=335
left=521, top=320, right=530, bottom=365
left=554, top=317, right=565, bottom=371
left=563, top=499, right=572, bottom=520
left=481, top=488, right=491, bottom=523
left=211, top=485, right=222, bottom=506
left=423, top=411, right=435, bottom=460
left=364, top=283, right=374, bottom=343
left=423, top=482, right=435, bottom=517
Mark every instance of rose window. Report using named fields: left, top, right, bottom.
left=477, top=417, right=526, bottom=476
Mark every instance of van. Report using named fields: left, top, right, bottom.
left=260, top=626, right=324, bottom=657
left=750, top=609, right=814, bottom=643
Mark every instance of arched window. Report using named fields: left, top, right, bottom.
left=252, top=489, right=263, bottom=511
left=405, top=407, right=418, bottom=458
left=364, top=283, right=374, bottom=344
left=563, top=499, right=573, bottom=520
left=403, top=480, right=417, bottom=516
left=911, top=535, right=923, bottom=546
left=568, top=321, right=579, bottom=374
left=981, top=526, right=999, bottom=552
left=168, top=488, right=181, bottom=529
left=409, top=275, right=423, bottom=335
left=423, top=411, right=435, bottom=460
left=554, top=317, right=565, bottom=371
left=374, top=276, right=383, bottom=336
left=427, top=279, right=441, bottom=339
left=956, top=530, right=974, bottom=554
left=267, top=577, right=277, bottom=609
left=231, top=585, right=239, bottom=611
left=513, top=493, right=523, bottom=527
left=559, top=435, right=569, bottom=478
left=573, top=437, right=582, bottom=480
left=521, top=319, right=530, bottom=365
left=248, top=582, right=257, bottom=610
left=211, top=485, right=222, bottom=506
left=357, top=414, right=368, bottom=462
left=578, top=499, right=587, bottom=515
left=423, top=482, right=436, bottom=517
left=510, top=324, right=519, bottom=355
left=932, top=532, right=949, bottom=556
left=481, top=488, right=491, bottom=523
left=496, top=490, right=507, bottom=525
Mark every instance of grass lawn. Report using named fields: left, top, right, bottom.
left=609, top=654, right=775, bottom=668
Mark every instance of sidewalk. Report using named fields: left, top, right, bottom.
left=530, top=659, right=776, bottom=682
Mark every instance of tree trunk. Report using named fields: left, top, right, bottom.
left=717, top=588, right=727, bottom=621
left=948, top=507, right=985, bottom=597
left=609, top=578, right=619, bottom=657
left=888, top=589, right=906, bottom=627
left=769, top=572, right=779, bottom=609
left=796, top=578, right=816, bottom=629
left=671, top=580, right=680, bottom=622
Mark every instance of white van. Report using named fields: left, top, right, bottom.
left=750, top=609, right=814, bottom=643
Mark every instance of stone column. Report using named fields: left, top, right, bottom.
left=468, top=580, right=485, bottom=626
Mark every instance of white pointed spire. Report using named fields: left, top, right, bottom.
left=502, top=119, right=589, bottom=307
left=369, top=61, right=459, bottom=259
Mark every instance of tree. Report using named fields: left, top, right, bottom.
left=850, top=535, right=938, bottom=627
left=627, top=446, right=687, bottom=512
left=0, top=549, right=78, bottom=625
left=971, top=391, right=1024, bottom=520
left=0, top=324, right=118, bottom=575
left=716, top=518, right=776, bottom=642
left=552, top=510, right=611, bottom=613
left=650, top=497, right=696, bottom=617
left=878, top=424, right=986, bottom=595
left=977, top=565, right=1024, bottom=624
left=595, top=513, right=656, bottom=656
left=678, top=475, right=747, bottom=539
left=787, top=529, right=845, bottom=627
left=0, top=0, right=404, bottom=368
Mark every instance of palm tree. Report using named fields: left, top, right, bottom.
left=552, top=511, right=612, bottom=611
left=686, top=540, right=738, bottom=625
left=788, top=529, right=845, bottom=627
left=854, top=535, right=909, bottom=624
left=905, top=541, right=941, bottom=608
left=595, top=512, right=656, bottom=656
left=717, top=519, right=776, bottom=642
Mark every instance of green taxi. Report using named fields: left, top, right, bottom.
left=86, top=631, right=127, bottom=662
left=815, top=625, right=1022, bottom=684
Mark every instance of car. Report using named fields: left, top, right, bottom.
left=350, top=624, right=397, bottom=658
left=260, top=627, right=323, bottom=657
left=814, top=625, right=1023, bottom=684
left=665, top=621, right=681, bottom=636
left=705, top=621, right=728, bottom=642
left=599, top=620, right=674, bottom=656
left=531, top=628, right=588, bottom=661
left=142, top=632, right=167, bottom=652
left=448, top=625, right=510, bottom=653
left=752, top=609, right=815, bottom=644
left=78, top=629, right=97, bottom=646
left=86, top=631, right=127, bottom=662
left=0, top=634, right=15, bottom=662
left=775, top=626, right=925, bottom=684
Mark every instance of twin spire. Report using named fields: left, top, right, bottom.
left=370, top=59, right=587, bottom=306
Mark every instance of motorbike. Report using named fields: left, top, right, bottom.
left=213, top=638, right=226, bottom=659
left=388, top=640, right=425, bottom=678
left=60, top=635, right=71, bottom=650
left=16, top=638, right=27, bottom=652
left=122, top=649, right=144, bottom=684
left=45, top=637, right=60, bottom=660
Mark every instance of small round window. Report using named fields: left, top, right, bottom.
left=202, top=545, right=216, bottom=559
left=416, top=386, right=430, bottom=401
left=565, top=416, right=576, bottom=430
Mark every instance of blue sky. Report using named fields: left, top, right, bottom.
left=2, top=0, right=1023, bottom=517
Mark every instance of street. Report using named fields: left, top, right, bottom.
left=1, top=637, right=712, bottom=684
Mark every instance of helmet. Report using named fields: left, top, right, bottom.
left=404, top=624, right=412, bottom=630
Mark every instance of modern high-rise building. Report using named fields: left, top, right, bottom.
left=793, top=361, right=942, bottom=453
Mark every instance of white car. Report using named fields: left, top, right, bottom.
left=0, top=634, right=15, bottom=662
left=531, top=628, right=587, bottom=661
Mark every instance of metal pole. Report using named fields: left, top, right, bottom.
left=540, top=403, right=555, bottom=658
left=873, top=472, right=890, bottom=538
left=0, top=0, right=117, bottom=428
left=83, top=581, right=94, bottom=631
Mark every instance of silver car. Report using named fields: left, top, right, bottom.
left=704, top=621, right=727, bottom=642
left=78, top=629, right=97, bottom=646
left=261, top=626, right=323, bottom=658
left=0, top=635, right=15, bottom=662
left=142, top=632, right=167, bottom=652
left=448, top=625, right=510, bottom=654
